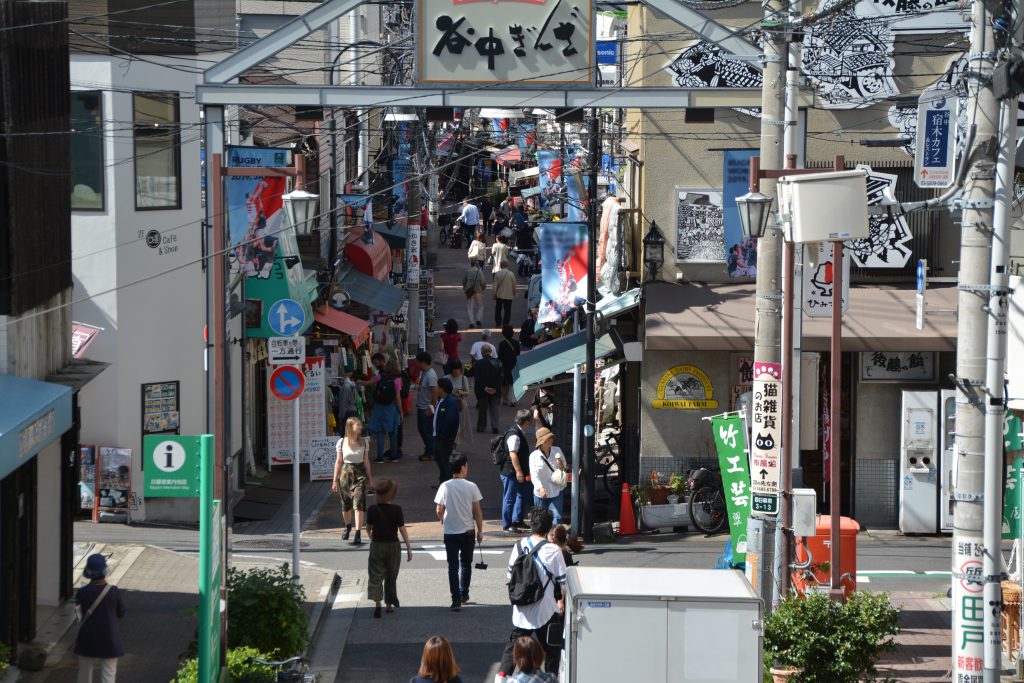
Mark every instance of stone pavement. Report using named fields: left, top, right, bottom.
left=25, top=542, right=336, bottom=683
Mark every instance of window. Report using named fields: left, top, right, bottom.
left=71, top=91, right=104, bottom=210
left=133, top=92, right=181, bottom=210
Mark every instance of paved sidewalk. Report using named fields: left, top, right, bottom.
left=25, top=543, right=336, bottom=683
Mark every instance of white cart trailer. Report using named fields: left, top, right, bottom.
left=560, top=567, right=762, bottom=683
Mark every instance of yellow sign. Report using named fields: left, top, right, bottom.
left=653, top=364, right=719, bottom=409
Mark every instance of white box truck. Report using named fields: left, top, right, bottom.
left=559, top=567, right=762, bottom=682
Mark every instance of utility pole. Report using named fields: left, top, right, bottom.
left=746, top=0, right=786, bottom=609
left=952, top=0, right=999, bottom=675
left=582, top=112, right=600, bottom=543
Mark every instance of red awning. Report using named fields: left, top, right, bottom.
left=344, top=229, right=393, bottom=282
left=495, top=147, right=522, bottom=166
left=314, top=308, right=371, bottom=348
left=71, top=322, right=102, bottom=358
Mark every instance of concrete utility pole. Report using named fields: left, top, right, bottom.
left=951, top=0, right=999, bottom=676
left=746, top=0, right=787, bottom=609
left=582, top=113, right=600, bottom=543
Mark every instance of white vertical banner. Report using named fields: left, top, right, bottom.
left=268, top=357, right=326, bottom=465
left=750, top=362, right=782, bottom=516
left=803, top=242, right=850, bottom=317
left=407, top=223, right=421, bottom=285
left=952, top=535, right=984, bottom=680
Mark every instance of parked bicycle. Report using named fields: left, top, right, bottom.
left=686, top=467, right=727, bottom=535
left=595, top=423, right=621, bottom=499
left=247, top=655, right=314, bottom=683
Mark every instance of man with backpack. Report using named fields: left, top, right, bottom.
left=499, top=507, right=566, bottom=677
left=493, top=409, right=533, bottom=534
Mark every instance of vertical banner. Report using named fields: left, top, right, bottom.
left=225, top=146, right=290, bottom=278
left=537, top=150, right=564, bottom=215
left=407, top=223, right=422, bottom=285
left=268, top=357, right=326, bottom=465
left=803, top=242, right=851, bottom=317
left=711, top=413, right=752, bottom=563
left=1003, top=457, right=1023, bottom=540
left=953, top=535, right=984, bottom=680
left=750, top=362, right=782, bottom=515
left=565, top=167, right=587, bottom=223
left=392, top=122, right=411, bottom=219
left=538, top=222, right=589, bottom=324
left=722, top=149, right=759, bottom=278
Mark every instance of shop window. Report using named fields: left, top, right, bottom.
left=71, top=91, right=104, bottom=210
left=133, top=92, right=181, bottom=210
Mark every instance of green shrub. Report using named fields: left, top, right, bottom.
left=227, top=564, right=308, bottom=657
left=764, top=592, right=900, bottom=683
left=171, top=646, right=276, bottom=683
left=0, top=642, right=9, bottom=676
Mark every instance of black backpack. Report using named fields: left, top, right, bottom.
left=507, top=540, right=553, bottom=606
left=491, top=428, right=517, bottom=467
left=375, top=377, right=397, bottom=406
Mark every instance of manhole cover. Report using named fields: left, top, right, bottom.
left=234, top=539, right=310, bottom=550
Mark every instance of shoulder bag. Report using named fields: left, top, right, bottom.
left=75, top=584, right=112, bottom=624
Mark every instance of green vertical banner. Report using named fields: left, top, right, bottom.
left=1004, top=458, right=1023, bottom=541
left=711, top=413, right=752, bottom=564
left=1006, top=412, right=1024, bottom=452
left=198, top=435, right=222, bottom=683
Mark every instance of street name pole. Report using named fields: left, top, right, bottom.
left=952, top=0, right=999, bottom=674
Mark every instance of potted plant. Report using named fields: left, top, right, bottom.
left=633, top=472, right=691, bottom=530
left=764, top=592, right=900, bottom=682
left=667, top=473, right=688, bottom=504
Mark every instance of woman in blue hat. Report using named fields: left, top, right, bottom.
left=74, top=553, right=125, bottom=682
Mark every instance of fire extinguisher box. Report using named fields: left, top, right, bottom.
left=793, top=515, right=860, bottom=598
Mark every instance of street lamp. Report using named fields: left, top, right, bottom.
left=643, top=221, right=665, bottom=281
left=735, top=190, right=774, bottom=239
left=282, top=189, right=319, bottom=235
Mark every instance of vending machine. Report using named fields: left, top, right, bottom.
left=939, top=389, right=956, bottom=533
left=900, top=390, right=939, bottom=534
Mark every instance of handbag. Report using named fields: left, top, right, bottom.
left=75, top=584, right=112, bottom=624
left=543, top=454, right=569, bottom=487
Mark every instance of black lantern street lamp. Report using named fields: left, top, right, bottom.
left=735, top=190, right=774, bottom=239
left=282, top=189, right=320, bottom=235
left=643, top=221, right=665, bottom=281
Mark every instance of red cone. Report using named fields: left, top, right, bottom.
left=619, top=482, right=638, bottom=536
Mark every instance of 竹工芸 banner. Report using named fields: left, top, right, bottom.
left=710, top=413, right=752, bottom=564
left=226, top=146, right=290, bottom=278
left=538, top=222, right=588, bottom=324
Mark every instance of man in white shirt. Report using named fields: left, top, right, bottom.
left=434, top=453, right=484, bottom=612
left=469, top=328, right=498, bottom=360
left=460, top=198, right=481, bottom=231
left=499, top=507, right=566, bottom=676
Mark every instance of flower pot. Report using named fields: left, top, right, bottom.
left=640, top=503, right=691, bottom=530
left=770, top=666, right=800, bottom=682
left=649, top=485, right=671, bottom=505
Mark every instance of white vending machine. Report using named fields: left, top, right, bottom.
left=939, top=389, right=956, bottom=533
left=900, top=390, right=939, bottom=534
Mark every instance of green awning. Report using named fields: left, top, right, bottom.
left=372, top=222, right=407, bottom=249
left=338, top=268, right=406, bottom=317
left=511, top=331, right=618, bottom=400
left=596, top=288, right=641, bottom=320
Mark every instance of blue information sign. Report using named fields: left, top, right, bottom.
left=596, top=40, right=618, bottom=64
left=268, top=298, right=306, bottom=336
left=914, top=89, right=957, bottom=189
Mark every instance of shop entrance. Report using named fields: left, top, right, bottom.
left=0, top=458, right=38, bottom=648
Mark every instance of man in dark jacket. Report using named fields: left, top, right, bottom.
left=473, top=345, right=503, bottom=433
left=432, top=378, right=461, bottom=483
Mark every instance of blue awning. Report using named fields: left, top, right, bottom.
left=596, top=288, right=641, bottom=320
left=0, top=374, right=72, bottom=481
left=511, top=331, right=618, bottom=400
left=338, top=268, right=407, bottom=317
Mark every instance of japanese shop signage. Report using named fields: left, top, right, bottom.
left=652, top=364, right=719, bottom=410
left=803, top=242, right=850, bottom=317
left=1003, top=457, right=1023, bottom=540
left=711, top=413, right=752, bottom=563
left=953, top=535, right=985, bottom=681
left=750, top=362, right=782, bottom=516
left=860, top=351, right=936, bottom=382
left=914, top=86, right=957, bottom=189
left=417, top=0, right=593, bottom=85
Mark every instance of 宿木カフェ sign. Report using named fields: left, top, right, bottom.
left=652, top=364, right=719, bottom=410
left=417, top=0, right=593, bottom=85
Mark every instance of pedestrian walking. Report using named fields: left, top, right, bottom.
left=434, top=453, right=484, bottom=611
left=439, top=318, right=462, bottom=367
left=493, top=260, right=517, bottom=328
left=460, top=198, right=480, bottom=247
left=462, top=260, right=487, bottom=329
left=433, top=378, right=460, bottom=483
left=415, top=351, right=440, bottom=464
left=444, top=359, right=473, bottom=445
left=467, top=230, right=488, bottom=266
left=469, top=328, right=497, bottom=360
left=481, top=196, right=494, bottom=234
left=498, top=508, right=566, bottom=676
left=366, top=478, right=412, bottom=618
left=473, top=345, right=503, bottom=434
left=507, top=636, right=557, bottom=682
left=410, top=636, right=464, bottom=683
left=367, top=361, right=403, bottom=464
left=491, top=235, right=511, bottom=276
left=498, top=409, right=534, bottom=534
left=332, top=417, right=374, bottom=546
left=74, top=554, right=125, bottom=683
left=498, top=325, right=521, bottom=406
left=529, top=427, right=567, bottom=525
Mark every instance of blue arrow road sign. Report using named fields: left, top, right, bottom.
left=268, top=298, right=305, bottom=336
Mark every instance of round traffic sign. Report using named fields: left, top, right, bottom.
left=270, top=365, right=306, bottom=401
left=153, top=440, right=187, bottom=473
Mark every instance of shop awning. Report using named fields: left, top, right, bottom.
left=0, top=374, right=72, bottom=480
left=338, top=268, right=406, bottom=317
left=345, top=229, right=393, bottom=281
left=511, top=331, right=618, bottom=400
left=596, top=288, right=641, bottom=320
left=644, top=282, right=958, bottom=352
left=370, top=221, right=407, bottom=250
left=495, top=147, right=522, bottom=166
left=314, top=307, right=371, bottom=347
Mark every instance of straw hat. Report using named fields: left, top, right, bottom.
left=534, top=427, right=555, bottom=447
left=373, top=478, right=399, bottom=503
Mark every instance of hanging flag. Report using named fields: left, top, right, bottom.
left=711, top=413, right=752, bottom=564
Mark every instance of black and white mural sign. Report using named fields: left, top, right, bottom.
left=675, top=188, right=726, bottom=263
left=848, top=164, right=914, bottom=269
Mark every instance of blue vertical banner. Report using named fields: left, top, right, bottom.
left=392, top=122, right=411, bottom=219
left=225, top=146, right=290, bottom=278
left=722, top=149, right=759, bottom=278
left=538, top=222, right=589, bottom=324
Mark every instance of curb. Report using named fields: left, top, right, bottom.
left=305, top=571, right=341, bottom=656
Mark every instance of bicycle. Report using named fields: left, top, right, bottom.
left=247, top=655, right=314, bottom=683
left=595, top=423, right=622, bottom=499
